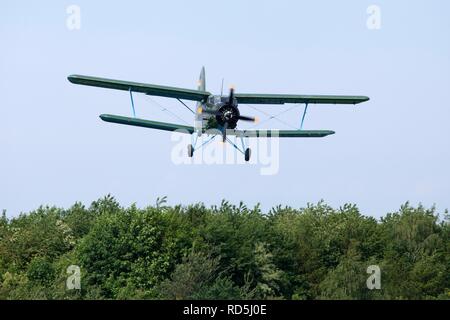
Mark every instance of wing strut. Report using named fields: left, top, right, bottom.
left=129, top=88, right=136, bottom=118
left=300, top=103, right=309, bottom=130
left=177, top=98, right=195, bottom=114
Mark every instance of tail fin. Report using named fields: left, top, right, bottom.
left=197, top=66, right=206, bottom=91
left=195, top=67, right=206, bottom=135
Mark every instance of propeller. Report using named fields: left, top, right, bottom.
left=202, top=87, right=258, bottom=142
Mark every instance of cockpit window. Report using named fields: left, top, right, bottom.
left=207, top=95, right=224, bottom=106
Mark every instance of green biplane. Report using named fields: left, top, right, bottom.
left=68, top=67, right=369, bottom=161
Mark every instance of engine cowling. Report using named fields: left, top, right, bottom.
left=216, top=104, right=240, bottom=129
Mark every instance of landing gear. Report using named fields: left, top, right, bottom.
left=245, top=148, right=251, bottom=162
left=187, top=144, right=194, bottom=157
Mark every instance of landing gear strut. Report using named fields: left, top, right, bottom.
left=189, top=134, right=251, bottom=162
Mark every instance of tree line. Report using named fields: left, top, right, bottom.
left=0, top=195, right=448, bottom=299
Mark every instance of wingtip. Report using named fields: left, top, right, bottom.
left=322, top=130, right=336, bottom=137
left=354, top=96, right=370, bottom=105
left=67, top=74, right=79, bottom=83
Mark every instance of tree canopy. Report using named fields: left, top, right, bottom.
left=0, top=197, right=448, bottom=300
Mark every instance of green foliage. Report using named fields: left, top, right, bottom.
left=0, top=206, right=74, bottom=272
left=159, top=250, right=245, bottom=300
left=0, top=197, right=448, bottom=300
left=77, top=204, right=179, bottom=298
left=27, top=257, right=55, bottom=286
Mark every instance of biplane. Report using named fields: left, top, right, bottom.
left=68, top=67, right=369, bottom=161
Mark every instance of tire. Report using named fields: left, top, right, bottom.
left=245, top=148, right=251, bottom=162
left=187, top=144, right=194, bottom=157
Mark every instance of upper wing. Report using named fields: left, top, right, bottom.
left=68, top=75, right=211, bottom=102
left=229, top=129, right=335, bottom=138
left=99, top=114, right=195, bottom=134
left=235, top=94, right=369, bottom=105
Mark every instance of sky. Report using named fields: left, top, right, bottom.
left=1, top=0, right=450, bottom=218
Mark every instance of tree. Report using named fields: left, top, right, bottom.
left=77, top=204, right=184, bottom=298
left=0, top=197, right=448, bottom=300
left=159, top=250, right=245, bottom=300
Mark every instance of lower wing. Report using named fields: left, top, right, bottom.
left=100, top=114, right=333, bottom=138
left=228, top=129, right=335, bottom=138
left=99, top=114, right=195, bottom=134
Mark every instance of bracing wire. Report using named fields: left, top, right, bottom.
left=244, top=104, right=301, bottom=129
left=145, top=96, right=190, bottom=125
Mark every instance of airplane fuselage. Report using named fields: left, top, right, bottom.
left=202, top=94, right=240, bottom=130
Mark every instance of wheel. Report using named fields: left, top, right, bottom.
left=245, top=148, right=251, bottom=162
left=187, top=144, right=194, bottom=157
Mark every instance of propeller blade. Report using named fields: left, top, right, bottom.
left=228, top=87, right=235, bottom=105
left=238, top=115, right=257, bottom=122
left=222, top=122, right=228, bottom=142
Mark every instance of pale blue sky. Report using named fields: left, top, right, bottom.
left=1, top=1, right=450, bottom=218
